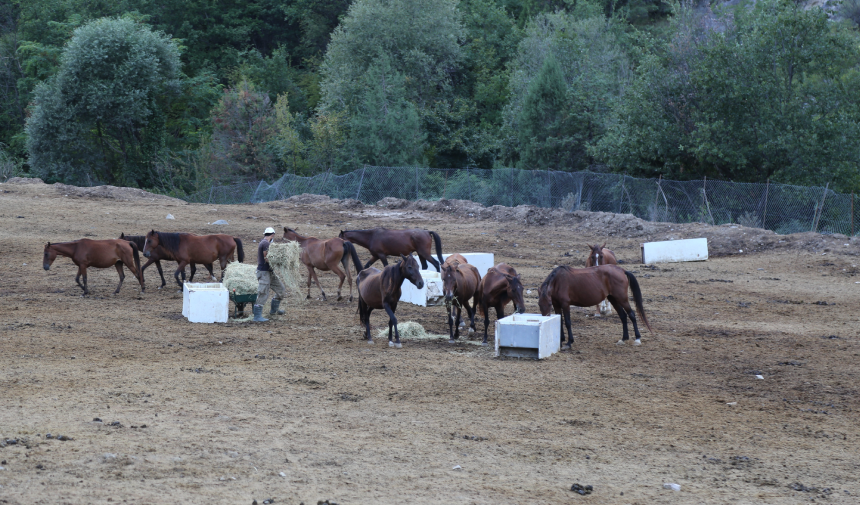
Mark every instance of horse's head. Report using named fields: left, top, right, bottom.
left=283, top=227, right=298, bottom=241
left=441, top=264, right=458, bottom=302
left=143, top=230, right=159, bottom=258
left=505, top=273, right=526, bottom=314
left=399, top=254, right=424, bottom=289
left=338, top=230, right=345, bottom=239
left=537, top=281, right=552, bottom=316
left=43, top=242, right=57, bottom=270
left=588, top=243, right=606, bottom=266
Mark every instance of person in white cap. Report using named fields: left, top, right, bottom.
left=253, top=227, right=286, bottom=322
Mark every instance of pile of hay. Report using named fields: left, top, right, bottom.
left=223, top=262, right=258, bottom=295
left=375, top=321, right=447, bottom=341
left=267, top=241, right=304, bottom=302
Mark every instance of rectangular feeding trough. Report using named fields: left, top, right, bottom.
left=182, top=282, right=229, bottom=323
left=495, top=313, right=561, bottom=359
left=641, top=237, right=708, bottom=264
left=401, top=253, right=495, bottom=307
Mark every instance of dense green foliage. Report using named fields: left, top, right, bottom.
left=2, top=0, right=859, bottom=193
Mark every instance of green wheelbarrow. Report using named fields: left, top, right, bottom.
left=229, top=290, right=257, bottom=318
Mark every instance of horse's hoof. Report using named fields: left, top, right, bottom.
left=563, top=343, right=572, bottom=350
left=395, top=342, right=402, bottom=349
left=468, top=327, right=475, bottom=334
left=367, top=339, right=374, bottom=345
left=481, top=342, right=488, bottom=346
left=348, top=296, right=353, bottom=302
left=448, top=340, right=456, bottom=344
left=337, top=295, right=343, bottom=301
left=306, top=295, right=311, bottom=299
left=634, top=339, right=641, bottom=346
left=616, top=339, right=626, bottom=345
left=388, top=341, right=395, bottom=347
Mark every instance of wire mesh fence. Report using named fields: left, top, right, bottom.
left=183, top=166, right=860, bottom=237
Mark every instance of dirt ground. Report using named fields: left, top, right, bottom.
left=1, top=180, right=859, bottom=505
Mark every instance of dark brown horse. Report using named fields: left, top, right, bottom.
left=120, top=233, right=210, bottom=289
left=339, top=228, right=443, bottom=271
left=474, top=263, right=526, bottom=345
left=538, top=264, right=651, bottom=347
left=585, top=243, right=618, bottom=315
left=441, top=257, right=481, bottom=343
left=142, top=231, right=244, bottom=287
left=43, top=239, right=143, bottom=294
left=283, top=227, right=363, bottom=301
left=356, top=254, right=425, bottom=348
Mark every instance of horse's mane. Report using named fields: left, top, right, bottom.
left=122, top=235, right=146, bottom=251
left=540, top=265, right=573, bottom=293
left=157, top=232, right=183, bottom=255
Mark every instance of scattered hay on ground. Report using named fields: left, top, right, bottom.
left=268, top=241, right=304, bottom=302
left=375, top=321, right=448, bottom=341
left=223, top=262, right=258, bottom=295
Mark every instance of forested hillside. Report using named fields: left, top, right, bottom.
left=1, top=0, right=859, bottom=194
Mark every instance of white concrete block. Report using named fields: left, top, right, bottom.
left=182, top=282, right=229, bottom=323
left=399, top=271, right=444, bottom=307
left=641, top=238, right=708, bottom=264
left=495, top=313, right=561, bottom=359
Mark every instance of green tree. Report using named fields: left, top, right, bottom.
left=25, top=17, right=181, bottom=186
left=517, top=55, right=575, bottom=169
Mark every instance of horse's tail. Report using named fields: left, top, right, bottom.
left=343, top=241, right=363, bottom=275
left=235, top=237, right=245, bottom=263
left=430, top=230, right=443, bottom=266
left=131, top=242, right=142, bottom=279
left=625, top=270, right=652, bottom=332
left=474, top=279, right=485, bottom=318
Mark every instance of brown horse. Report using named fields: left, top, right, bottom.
left=585, top=243, right=618, bottom=315
left=120, top=233, right=209, bottom=289
left=339, top=228, right=443, bottom=271
left=142, top=231, right=244, bottom=287
left=474, top=263, right=526, bottom=345
left=43, top=239, right=143, bottom=295
left=441, top=258, right=481, bottom=343
left=357, top=254, right=425, bottom=348
left=283, top=227, right=363, bottom=301
left=538, top=264, right=651, bottom=347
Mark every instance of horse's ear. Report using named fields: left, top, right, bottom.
left=601, top=242, right=606, bottom=249
left=400, top=254, right=408, bottom=262
left=120, top=233, right=125, bottom=238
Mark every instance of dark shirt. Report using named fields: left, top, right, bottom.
left=257, top=238, right=272, bottom=271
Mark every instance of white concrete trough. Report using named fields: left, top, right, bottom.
left=400, top=253, right=495, bottom=307
left=641, top=237, right=708, bottom=264
left=495, top=313, right=561, bottom=359
left=182, top=282, right=229, bottom=323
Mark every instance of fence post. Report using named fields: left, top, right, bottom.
left=510, top=167, right=514, bottom=207
left=762, top=178, right=769, bottom=229
left=703, top=176, right=715, bottom=225
left=415, top=166, right=419, bottom=199
left=355, top=165, right=367, bottom=201
left=812, top=182, right=830, bottom=233
left=468, top=168, right=472, bottom=202
left=852, top=193, right=855, bottom=237
left=208, top=185, right=214, bottom=205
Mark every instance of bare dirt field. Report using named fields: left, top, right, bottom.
left=1, top=179, right=859, bottom=505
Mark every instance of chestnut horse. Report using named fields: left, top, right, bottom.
left=283, top=227, right=363, bottom=301
left=538, top=264, right=651, bottom=347
left=441, top=257, right=481, bottom=343
left=142, top=231, right=244, bottom=287
left=43, top=239, right=143, bottom=295
left=474, top=263, right=526, bottom=345
left=339, top=228, right=443, bottom=271
left=356, top=254, right=425, bottom=347
left=120, top=233, right=209, bottom=289
left=585, top=243, right=617, bottom=315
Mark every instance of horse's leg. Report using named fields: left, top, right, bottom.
left=363, top=255, right=380, bottom=270
left=608, top=296, right=631, bottom=345
left=310, top=267, right=327, bottom=301
left=305, top=265, right=314, bottom=299
left=383, top=302, right=401, bottom=348
left=453, top=305, right=463, bottom=340
left=330, top=262, right=347, bottom=301
left=378, top=254, right=389, bottom=267
left=563, top=305, right=574, bottom=348
left=447, top=302, right=455, bottom=343
left=113, top=261, right=126, bottom=294
left=151, top=260, right=166, bottom=289
left=174, top=262, right=188, bottom=288
left=219, top=257, right=228, bottom=281
left=75, top=265, right=88, bottom=295
left=481, top=299, right=490, bottom=345
left=615, top=298, right=642, bottom=345
left=346, top=265, right=353, bottom=302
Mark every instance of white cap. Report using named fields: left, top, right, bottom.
left=264, top=227, right=275, bottom=234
